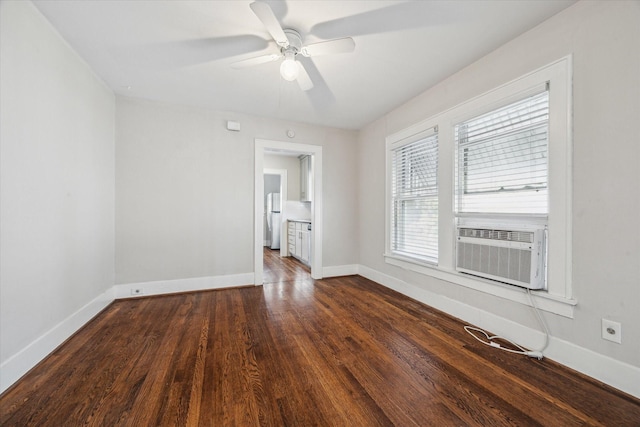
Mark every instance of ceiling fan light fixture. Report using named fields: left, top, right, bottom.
left=280, top=51, right=299, bottom=81
left=237, top=3, right=355, bottom=91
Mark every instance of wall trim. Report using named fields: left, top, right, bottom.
left=4, top=267, right=637, bottom=399
left=0, top=288, right=115, bottom=394
left=113, top=273, right=255, bottom=299
left=323, top=264, right=359, bottom=278
left=0, top=273, right=253, bottom=394
left=383, top=255, right=576, bottom=318
left=356, top=264, right=640, bottom=399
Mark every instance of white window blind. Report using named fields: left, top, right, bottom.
left=390, top=131, right=438, bottom=263
left=455, top=89, right=549, bottom=215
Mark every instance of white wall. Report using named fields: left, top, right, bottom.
left=357, top=0, right=640, bottom=383
left=6, top=0, right=635, bottom=400
left=116, top=97, right=358, bottom=285
left=0, top=1, right=115, bottom=390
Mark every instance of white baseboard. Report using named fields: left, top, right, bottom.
left=323, top=264, right=358, bottom=278
left=357, top=264, right=640, bottom=399
left=0, top=287, right=115, bottom=394
left=4, top=266, right=637, bottom=400
left=113, top=272, right=255, bottom=299
left=0, top=273, right=254, bottom=394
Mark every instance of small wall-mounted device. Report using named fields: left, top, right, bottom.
left=226, top=120, right=241, bottom=132
left=602, top=318, right=622, bottom=344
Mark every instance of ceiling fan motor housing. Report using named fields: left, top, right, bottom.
left=283, top=29, right=302, bottom=54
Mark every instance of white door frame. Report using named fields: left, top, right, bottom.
left=254, top=139, right=323, bottom=285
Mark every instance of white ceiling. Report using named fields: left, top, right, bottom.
left=33, top=0, right=575, bottom=130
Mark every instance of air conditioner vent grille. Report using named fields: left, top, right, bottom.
left=457, top=227, right=534, bottom=243
left=457, top=242, right=532, bottom=284
left=456, top=225, right=546, bottom=290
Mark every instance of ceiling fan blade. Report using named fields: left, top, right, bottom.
left=301, top=37, right=355, bottom=57
left=126, top=36, right=270, bottom=70
left=249, top=2, right=289, bottom=48
left=297, top=58, right=336, bottom=109
left=231, top=53, right=281, bottom=69
left=310, top=2, right=444, bottom=39
left=296, top=62, right=314, bottom=91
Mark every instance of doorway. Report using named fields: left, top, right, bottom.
left=263, top=168, right=287, bottom=257
left=254, top=139, right=323, bottom=285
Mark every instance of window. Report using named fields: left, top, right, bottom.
left=389, top=130, right=438, bottom=263
left=455, top=89, right=549, bottom=216
left=385, top=56, right=574, bottom=317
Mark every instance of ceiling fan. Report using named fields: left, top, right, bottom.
left=231, top=2, right=356, bottom=91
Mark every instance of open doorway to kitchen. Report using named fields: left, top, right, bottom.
left=254, top=139, right=323, bottom=285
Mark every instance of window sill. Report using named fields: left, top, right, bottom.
left=384, top=254, right=576, bottom=318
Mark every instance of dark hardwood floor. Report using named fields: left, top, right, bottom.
left=262, top=246, right=310, bottom=284
left=1, top=248, right=639, bottom=426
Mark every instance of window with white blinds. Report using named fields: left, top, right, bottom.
left=390, top=131, right=438, bottom=263
left=455, top=89, right=549, bottom=215
left=385, top=57, right=573, bottom=311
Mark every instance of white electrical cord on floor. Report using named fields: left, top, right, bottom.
left=464, top=288, right=550, bottom=360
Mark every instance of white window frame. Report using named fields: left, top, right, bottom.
left=454, top=86, right=550, bottom=216
left=387, top=127, right=439, bottom=265
left=384, top=56, right=575, bottom=317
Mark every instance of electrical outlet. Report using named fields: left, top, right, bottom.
left=131, top=288, right=143, bottom=296
left=602, top=319, right=622, bottom=344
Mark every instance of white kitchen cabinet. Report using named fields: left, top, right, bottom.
left=299, top=155, right=312, bottom=203
left=288, top=220, right=311, bottom=265
left=287, top=221, right=296, bottom=257
left=294, top=222, right=303, bottom=258
left=300, top=228, right=310, bottom=264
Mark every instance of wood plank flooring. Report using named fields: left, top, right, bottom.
left=1, top=248, right=639, bottom=426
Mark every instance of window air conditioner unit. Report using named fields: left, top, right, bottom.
left=455, top=225, right=546, bottom=290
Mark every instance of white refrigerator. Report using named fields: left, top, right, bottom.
left=266, top=193, right=281, bottom=249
